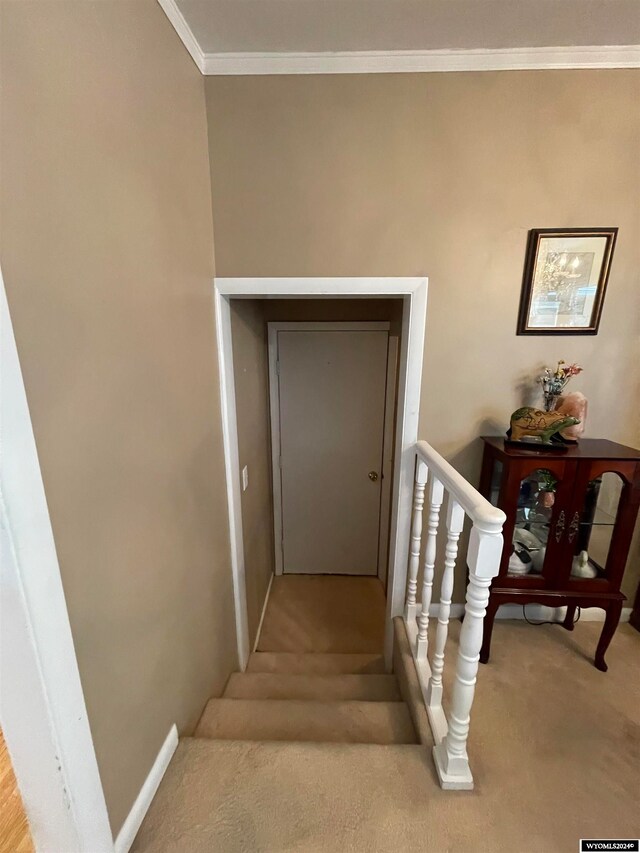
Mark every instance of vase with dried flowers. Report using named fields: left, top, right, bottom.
left=538, top=360, right=583, bottom=411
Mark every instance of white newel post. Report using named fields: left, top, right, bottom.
left=432, top=517, right=504, bottom=790
left=416, top=476, right=444, bottom=659
left=426, top=497, right=464, bottom=706
left=404, top=460, right=428, bottom=620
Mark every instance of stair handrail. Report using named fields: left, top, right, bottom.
left=404, top=440, right=506, bottom=790
left=415, top=440, right=505, bottom=530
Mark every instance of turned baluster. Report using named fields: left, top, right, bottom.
left=404, top=460, right=428, bottom=620
left=426, top=497, right=465, bottom=707
left=433, top=519, right=504, bottom=788
left=416, top=476, right=444, bottom=660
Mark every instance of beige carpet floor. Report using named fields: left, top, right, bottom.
left=134, top=610, right=640, bottom=852
left=257, top=575, right=386, bottom=653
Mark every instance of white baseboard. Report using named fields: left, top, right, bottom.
left=496, top=603, right=563, bottom=621
left=417, top=602, right=632, bottom=623
left=253, top=573, right=274, bottom=654
left=495, top=604, right=632, bottom=623
left=114, top=724, right=178, bottom=853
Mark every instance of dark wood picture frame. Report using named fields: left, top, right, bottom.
left=517, top=227, right=617, bottom=335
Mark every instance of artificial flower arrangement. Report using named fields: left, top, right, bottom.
left=538, top=360, right=583, bottom=411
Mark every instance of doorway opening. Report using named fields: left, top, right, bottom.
left=214, top=278, right=428, bottom=670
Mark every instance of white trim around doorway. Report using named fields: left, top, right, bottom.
left=267, top=321, right=392, bottom=578
left=379, top=334, right=398, bottom=588
left=213, top=278, right=428, bottom=670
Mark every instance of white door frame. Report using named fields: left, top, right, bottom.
left=0, top=273, right=113, bottom=852
left=267, top=321, right=391, bottom=578
left=214, top=278, right=428, bottom=669
left=378, top=333, right=399, bottom=588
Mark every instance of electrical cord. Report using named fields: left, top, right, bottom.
left=522, top=605, right=581, bottom=626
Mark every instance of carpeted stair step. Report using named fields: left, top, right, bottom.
left=247, top=651, right=385, bottom=675
left=195, top=698, right=418, bottom=744
left=132, top=738, right=434, bottom=852
left=223, top=672, right=401, bottom=701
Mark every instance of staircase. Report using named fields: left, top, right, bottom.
left=132, top=438, right=508, bottom=850
left=129, top=436, right=509, bottom=850
left=132, top=618, right=433, bottom=853
left=195, top=651, right=418, bottom=745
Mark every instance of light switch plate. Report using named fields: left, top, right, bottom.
left=242, top=465, right=249, bottom=491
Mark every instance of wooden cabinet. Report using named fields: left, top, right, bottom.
left=479, top=437, right=640, bottom=671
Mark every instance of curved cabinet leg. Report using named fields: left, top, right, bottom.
left=594, top=601, right=623, bottom=672
left=479, top=598, right=499, bottom=664
left=563, top=603, right=577, bottom=632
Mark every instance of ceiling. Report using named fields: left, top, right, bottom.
left=175, top=0, right=640, bottom=54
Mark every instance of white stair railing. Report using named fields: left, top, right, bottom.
left=403, top=440, right=505, bottom=790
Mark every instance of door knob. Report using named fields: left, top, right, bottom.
left=368, top=471, right=379, bottom=482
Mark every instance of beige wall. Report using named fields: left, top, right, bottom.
left=205, top=71, right=640, bottom=598
left=230, top=300, right=274, bottom=645
left=1, top=1, right=237, bottom=834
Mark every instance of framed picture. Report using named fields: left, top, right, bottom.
left=517, top=228, right=617, bottom=335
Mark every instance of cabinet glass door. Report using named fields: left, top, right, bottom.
left=507, top=467, right=566, bottom=582
left=567, top=471, right=623, bottom=584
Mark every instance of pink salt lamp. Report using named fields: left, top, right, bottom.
left=554, top=391, right=587, bottom=440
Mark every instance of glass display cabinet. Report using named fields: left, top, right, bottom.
left=478, top=437, right=640, bottom=671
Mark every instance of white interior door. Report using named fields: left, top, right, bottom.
left=271, top=325, right=389, bottom=575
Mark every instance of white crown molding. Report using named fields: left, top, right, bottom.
left=202, top=45, right=640, bottom=75
left=157, top=0, right=205, bottom=72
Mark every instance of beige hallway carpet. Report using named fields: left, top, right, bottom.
left=257, top=575, right=386, bottom=653
left=134, top=619, right=640, bottom=852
